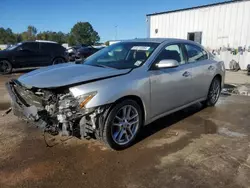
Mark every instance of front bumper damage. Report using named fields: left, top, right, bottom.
left=6, top=80, right=109, bottom=139
left=6, top=80, right=47, bottom=128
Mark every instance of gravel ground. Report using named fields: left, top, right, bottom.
left=1, top=73, right=250, bottom=188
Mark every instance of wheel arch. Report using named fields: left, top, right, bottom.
left=0, top=58, right=11, bottom=63
left=204, top=74, right=223, bottom=99
left=52, top=56, right=66, bottom=63
left=0, top=59, right=13, bottom=73
left=214, top=74, right=222, bottom=87
left=111, top=95, right=146, bottom=125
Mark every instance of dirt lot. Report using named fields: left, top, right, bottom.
left=225, top=70, right=250, bottom=85
left=1, top=73, right=250, bottom=188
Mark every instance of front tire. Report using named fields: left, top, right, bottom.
left=101, top=99, right=142, bottom=150
left=0, top=60, right=12, bottom=74
left=202, top=77, right=221, bottom=107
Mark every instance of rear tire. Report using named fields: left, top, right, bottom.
left=52, top=57, right=65, bottom=65
left=202, top=77, right=221, bottom=107
left=101, top=99, right=142, bottom=150
left=0, top=60, right=12, bottom=74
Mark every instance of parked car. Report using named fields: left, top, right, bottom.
left=0, top=40, right=68, bottom=74
left=6, top=38, right=225, bottom=150
left=67, top=47, right=77, bottom=61
left=75, top=46, right=101, bottom=59
left=67, top=44, right=89, bottom=61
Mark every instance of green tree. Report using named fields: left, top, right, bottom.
left=69, top=22, right=100, bottom=46
left=20, top=26, right=37, bottom=41
left=67, top=34, right=76, bottom=46
left=27, top=25, right=37, bottom=40
left=36, top=31, right=49, bottom=41
left=15, top=34, right=23, bottom=43
left=0, top=22, right=101, bottom=45
left=36, top=31, right=68, bottom=44
left=21, top=32, right=29, bottom=41
left=104, top=41, right=110, bottom=46
left=0, top=27, right=16, bottom=44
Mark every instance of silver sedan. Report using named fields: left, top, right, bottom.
left=6, top=38, right=225, bottom=150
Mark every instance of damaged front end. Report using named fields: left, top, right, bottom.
left=6, top=79, right=109, bottom=139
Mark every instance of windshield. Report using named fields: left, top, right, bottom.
left=5, top=43, right=22, bottom=50
left=84, top=42, right=159, bottom=69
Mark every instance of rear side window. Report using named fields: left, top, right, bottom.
left=40, top=43, right=51, bottom=52
left=184, top=44, right=208, bottom=63
left=41, top=43, right=65, bottom=52
left=155, top=44, right=185, bottom=65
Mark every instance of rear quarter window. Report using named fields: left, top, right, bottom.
left=54, top=44, right=66, bottom=52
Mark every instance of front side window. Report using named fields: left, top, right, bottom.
left=20, top=43, right=39, bottom=52
left=155, top=44, right=185, bottom=65
left=84, top=42, right=159, bottom=69
left=185, top=44, right=208, bottom=63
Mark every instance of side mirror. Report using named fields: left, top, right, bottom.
left=155, top=59, right=179, bottom=69
left=17, top=47, right=23, bottom=51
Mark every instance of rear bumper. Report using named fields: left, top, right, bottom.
left=6, top=81, right=47, bottom=129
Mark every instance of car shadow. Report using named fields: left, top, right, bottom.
left=135, top=102, right=205, bottom=144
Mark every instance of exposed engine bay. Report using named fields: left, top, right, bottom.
left=6, top=79, right=109, bottom=140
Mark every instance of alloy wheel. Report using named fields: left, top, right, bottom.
left=111, top=105, right=140, bottom=145
left=209, top=79, right=221, bottom=104
left=0, top=60, right=11, bottom=74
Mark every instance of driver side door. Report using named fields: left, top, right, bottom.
left=149, top=43, right=195, bottom=119
left=14, top=42, right=40, bottom=68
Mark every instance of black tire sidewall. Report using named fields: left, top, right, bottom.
left=53, top=58, right=64, bottom=65
left=206, top=77, right=221, bottom=106
left=102, top=99, right=143, bottom=150
left=0, top=60, right=12, bottom=74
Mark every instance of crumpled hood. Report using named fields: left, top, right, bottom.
left=18, top=63, right=131, bottom=88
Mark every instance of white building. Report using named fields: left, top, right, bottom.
left=146, top=0, right=250, bottom=70
left=0, top=44, right=7, bottom=50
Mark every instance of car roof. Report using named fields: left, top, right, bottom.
left=122, top=38, right=199, bottom=45
left=22, top=41, right=58, bottom=45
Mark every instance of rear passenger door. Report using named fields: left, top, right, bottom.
left=184, top=43, right=216, bottom=100
left=39, top=43, right=53, bottom=66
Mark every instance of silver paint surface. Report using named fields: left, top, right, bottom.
left=18, top=38, right=225, bottom=125
left=18, top=63, right=131, bottom=88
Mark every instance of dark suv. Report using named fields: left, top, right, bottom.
left=0, top=41, right=68, bottom=74
left=75, top=46, right=102, bottom=59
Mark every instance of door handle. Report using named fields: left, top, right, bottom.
left=208, top=65, right=215, bottom=71
left=182, top=71, right=191, bottom=77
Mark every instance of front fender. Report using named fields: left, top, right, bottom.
left=69, top=69, right=151, bottom=122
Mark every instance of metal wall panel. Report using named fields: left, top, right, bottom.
left=147, top=1, right=250, bottom=69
